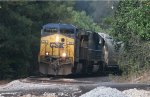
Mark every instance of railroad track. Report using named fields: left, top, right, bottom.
left=20, top=76, right=94, bottom=84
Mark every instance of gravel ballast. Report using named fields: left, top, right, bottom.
left=123, top=88, right=150, bottom=97
left=80, top=87, right=150, bottom=97
left=0, top=80, right=82, bottom=97
left=0, top=80, right=150, bottom=97
left=80, top=87, right=128, bottom=97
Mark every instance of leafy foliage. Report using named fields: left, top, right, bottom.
left=111, top=0, right=150, bottom=76
left=67, top=7, right=102, bottom=31
left=112, top=0, right=150, bottom=42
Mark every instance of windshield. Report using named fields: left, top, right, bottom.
left=41, top=28, right=75, bottom=35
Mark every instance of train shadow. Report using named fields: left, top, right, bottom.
left=30, top=69, right=122, bottom=79
left=65, top=73, right=109, bottom=79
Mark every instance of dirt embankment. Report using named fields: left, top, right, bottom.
left=0, top=80, right=11, bottom=85
left=130, top=72, right=150, bottom=83
left=111, top=70, right=150, bottom=83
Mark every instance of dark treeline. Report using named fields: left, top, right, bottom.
left=0, top=1, right=61, bottom=79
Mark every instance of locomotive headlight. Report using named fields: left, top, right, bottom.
left=46, top=52, right=49, bottom=55
left=62, top=52, right=66, bottom=57
left=56, top=36, right=59, bottom=42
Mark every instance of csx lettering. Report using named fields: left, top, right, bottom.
left=50, top=42, right=64, bottom=48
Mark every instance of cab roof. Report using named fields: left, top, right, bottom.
left=42, top=23, right=76, bottom=30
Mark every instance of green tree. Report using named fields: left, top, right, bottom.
left=66, top=7, right=102, bottom=32
left=113, top=0, right=150, bottom=42
left=111, top=0, right=150, bottom=76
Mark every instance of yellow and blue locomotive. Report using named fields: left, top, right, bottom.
left=38, top=23, right=108, bottom=75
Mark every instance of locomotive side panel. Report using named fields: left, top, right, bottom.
left=73, top=31, right=106, bottom=74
